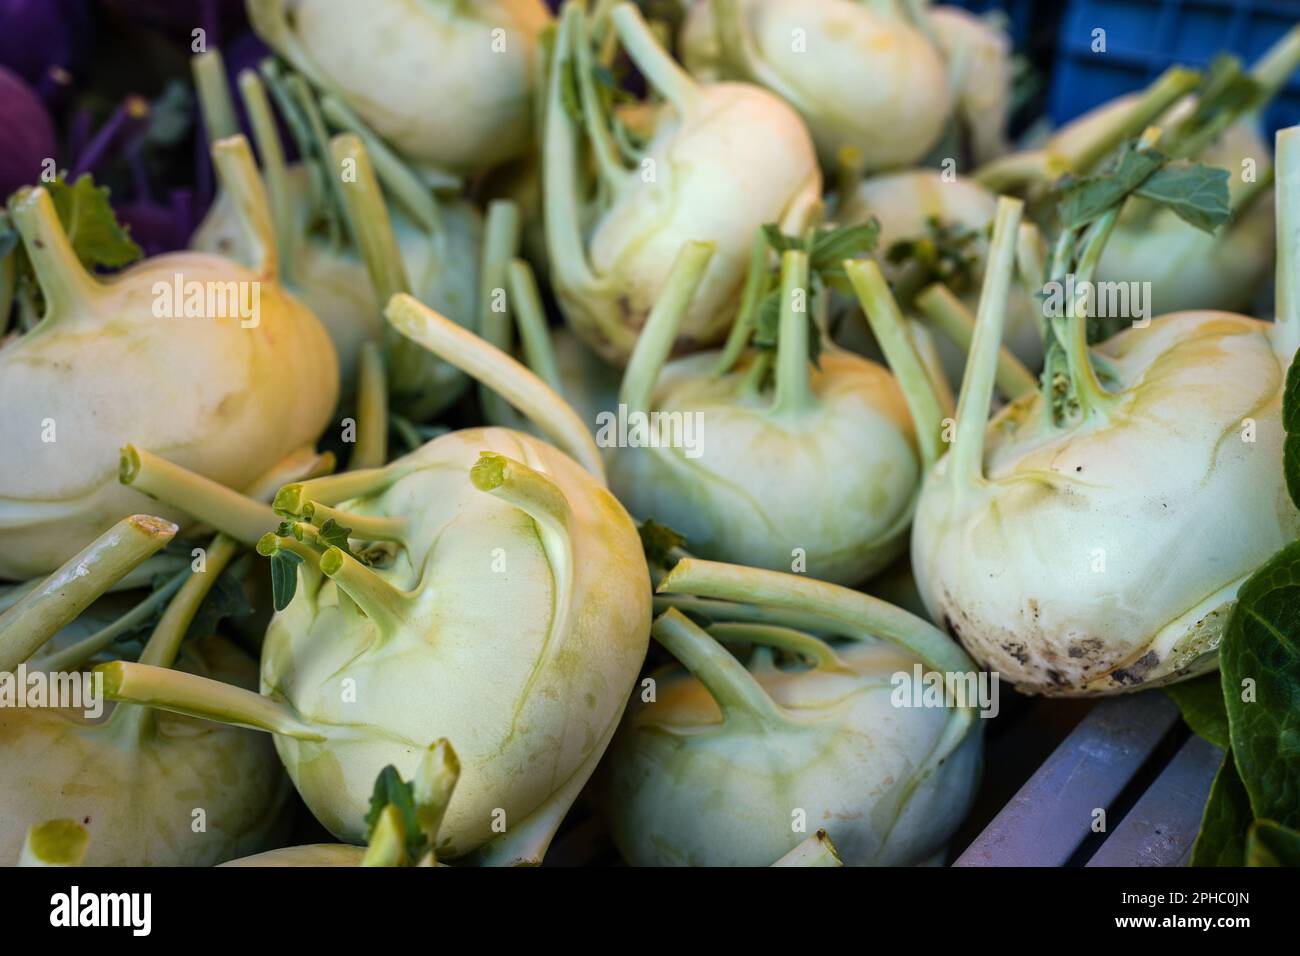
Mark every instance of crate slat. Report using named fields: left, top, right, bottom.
left=1084, top=733, right=1222, bottom=867
left=953, top=692, right=1180, bottom=866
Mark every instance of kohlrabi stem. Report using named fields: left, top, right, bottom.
left=318, top=93, right=448, bottom=234
left=572, top=4, right=631, bottom=191
left=350, top=343, right=388, bottom=470
left=471, top=453, right=574, bottom=545
left=192, top=49, right=239, bottom=144
left=1275, top=126, right=1300, bottom=358
left=707, top=622, right=843, bottom=670
left=96, top=659, right=328, bottom=740
left=20, top=820, right=89, bottom=868
left=385, top=294, right=607, bottom=480
left=1062, top=66, right=1202, bottom=173
left=544, top=6, right=601, bottom=329
left=257, top=532, right=323, bottom=570
left=658, top=558, right=978, bottom=681
left=1252, top=25, right=1300, bottom=101
left=710, top=0, right=795, bottom=103
left=509, top=259, right=563, bottom=393
left=290, top=75, right=348, bottom=247
left=1015, top=221, right=1050, bottom=346
left=620, top=241, right=716, bottom=414
left=712, top=229, right=770, bottom=376
left=211, top=135, right=279, bottom=277
left=304, top=501, right=407, bottom=542
left=136, top=536, right=239, bottom=670
left=8, top=187, right=103, bottom=315
left=1064, top=211, right=1121, bottom=419
left=846, top=259, right=948, bottom=466
left=259, top=58, right=330, bottom=218
left=120, top=444, right=277, bottom=546
left=652, top=609, right=788, bottom=728
left=972, top=150, right=1050, bottom=193
left=328, top=134, right=411, bottom=306
left=915, top=284, right=1038, bottom=400
left=274, top=467, right=402, bottom=514
left=771, top=830, right=843, bottom=867
left=319, top=547, right=414, bottom=636
left=0, top=516, right=177, bottom=673
left=653, top=594, right=833, bottom=634
left=237, top=68, right=295, bottom=273
left=834, top=147, right=865, bottom=218
left=413, top=739, right=459, bottom=849
left=772, top=250, right=814, bottom=416
left=949, top=197, right=1023, bottom=488
left=478, top=200, right=523, bottom=425
left=739, top=350, right=773, bottom=397
left=361, top=805, right=409, bottom=867
left=611, top=2, right=699, bottom=113
left=37, top=568, right=187, bottom=673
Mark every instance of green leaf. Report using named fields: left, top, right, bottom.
left=46, top=175, right=143, bottom=270
left=1133, top=162, right=1231, bottom=233
left=364, top=765, right=427, bottom=863
left=1190, top=749, right=1252, bottom=866
left=1219, top=539, right=1300, bottom=830
left=884, top=216, right=983, bottom=297
left=269, top=550, right=304, bottom=612
left=1284, top=347, right=1300, bottom=510
left=317, top=518, right=354, bottom=555
left=762, top=223, right=801, bottom=254
left=639, top=519, right=686, bottom=568
left=809, top=220, right=879, bottom=273
left=1173, top=55, right=1265, bottom=143
left=1054, top=145, right=1166, bottom=230
left=750, top=289, right=782, bottom=348
left=1246, top=819, right=1300, bottom=866
left=1165, top=673, right=1230, bottom=748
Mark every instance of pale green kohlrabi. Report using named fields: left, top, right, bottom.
left=929, top=5, right=1013, bottom=166
left=604, top=234, right=950, bottom=586
left=189, top=53, right=482, bottom=409
left=911, top=149, right=1300, bottom=696
left=0, top=135, right=337, bottom=581
left=102, top=297, right=652, bottom=865
left=246, top=0, right=552, bottom=175
left=0, top=518, right=290, bottom=865
left=835, top=167, right=1045, bottom=383
left=974, top=31, right=1300, bottom=319
left=224, top=739, right=460, bottom=867
left=679, top=0, right=952, bottom=171
left=606, top=558, right=983, bottom=866
left=546, top=1, right=821, bottom=365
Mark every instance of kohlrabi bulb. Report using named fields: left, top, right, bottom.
left=679, top=0, right=952, bottom=171
left=606, top=559, right=982, bottom=866
left=0, top=64, right=55, bottom=198
left=929, top=5, right=1013, bottom=166
left=838, top=168, right=1044, bottom=376
left=911, top=162, right=1300, bottom=696
left=1052, top=95, right=1274, bottom=316
left=0, top=523, right=290, bottom=865
left=605, top=242, right=946, bottom=586
left=546, top=2, right=821, bottom=365
left=247, top=0, right=551, bottom=173
left=0, top=136, right=337, bottom=580
left=189, top=56, right=482, bottom=405
left=192, top=164, right=482, bottom=396
left=101, top=296, right=652, bottom=865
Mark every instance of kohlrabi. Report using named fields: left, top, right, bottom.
left=911, top=132, right=1300, bottom=696
left=102, top=297, right=652, bottom=864
left=0, top=135, right=337, bottom=580
left=224, top=738, right=460, bottom=867
left=606, top=557, right=982, bottom=866
left=0, top=517, right=291, bottom=865
left=0, top=64, right=54, bottom=199
left=545, top=1, right=821, bottom=364
left=679, top=0, right=952, bottom=172
left=189, top=52, right=482, bottom=405
left=604, top=230, right=947, bottom=586
left=246, top=0, right=551, bottom=175
left=929, top=5, right=1013, bottom=166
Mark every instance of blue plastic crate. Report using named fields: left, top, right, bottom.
left=1050, top=0, right=1300, bottom=135
left=950, top=0, right=1039, bottom=48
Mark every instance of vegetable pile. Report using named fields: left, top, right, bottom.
left=1, top=0, right=1299, bottom=870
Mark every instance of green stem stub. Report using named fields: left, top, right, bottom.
left=470, top=452, right=507, bottom=492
